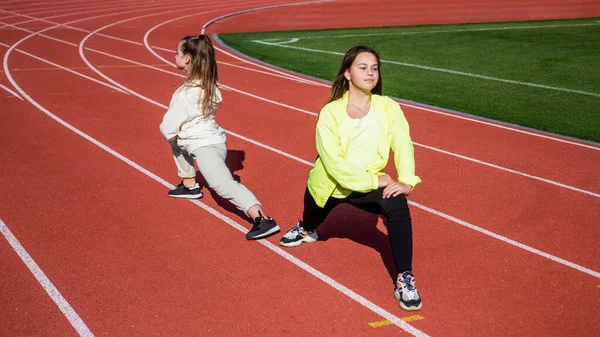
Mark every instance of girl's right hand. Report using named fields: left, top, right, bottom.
left=378, top=174, right=394, bottom=187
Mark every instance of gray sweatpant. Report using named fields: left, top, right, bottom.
left=170, top=140, right=261, bottom=216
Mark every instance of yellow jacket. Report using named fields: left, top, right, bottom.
left=307, top=91, right=421, bottom=207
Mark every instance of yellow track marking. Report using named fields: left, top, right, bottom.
left=368, top=315, right=424, bottom=328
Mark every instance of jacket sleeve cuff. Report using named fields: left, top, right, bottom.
left=373, top=175, right=380, bottom=190
left=399, top=176, right=421, bottom=189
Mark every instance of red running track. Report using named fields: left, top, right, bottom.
left=0, top=0, right=599, bottom=336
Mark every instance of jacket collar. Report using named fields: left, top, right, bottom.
left=337, top=90, right=386, bottom=124
left=334, top=91, right=388, bottom=156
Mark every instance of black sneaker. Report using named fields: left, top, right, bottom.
left=279, top=221, right=318, bottom=247
left=168, top=181, right=202, bottom=199
left=394, top=271, right=422, bottom=311
left=246, top=213, right=280, bottom=240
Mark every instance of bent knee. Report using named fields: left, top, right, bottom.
left=381, top=194, right=410, bottom=215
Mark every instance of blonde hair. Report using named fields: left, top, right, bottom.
left=179, top=34, right=219, bottom=117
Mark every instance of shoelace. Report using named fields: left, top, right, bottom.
left=253, top=210, right=265, bottom=226
left=399, top=274, right=416, bottom=291
left=285, top=223, right=302, bottom=233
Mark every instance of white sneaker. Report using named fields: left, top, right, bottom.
left=278, top=221, right=318, bottom=247
left=394, top=271, right=422, bottom=311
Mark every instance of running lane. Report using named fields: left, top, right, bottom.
left=1, top=0, right=599, bottom=336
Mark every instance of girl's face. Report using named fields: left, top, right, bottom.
left=344, top=52, right=379, bottom=93
left=175, top=40, right=190, bottom=72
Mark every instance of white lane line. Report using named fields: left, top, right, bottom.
left=145, top=19, right=316, bottom=85
left=226, top=129, right=315, bottom=165
left=217, top=57, right=322, bottom=84
left=0, top=219, right=94, bottom=336
left=0, top=82, right=22, bottom=99
left=0, top=1, right=120, bottom=17
left=252, top=41, right=600, bottom=98
left=257, top=22, right=600, bottom=41
left=0, top=1, right=205, bottom=46
left=1, top=0, right=87, bottom=10
left=270, top=37, right=299, bottom=45
left=4, top=0, right=154, bottom=17
left=200, top=0, right=338, bottom=34
left=399, top=101, right=600, bottom=151
left=212, top=40, right=325, bottom=84
left=0, top=19, right=80, bottom=46
left=414, top=142, right=600, bottom=198
left=407, top=203, right=600, bottom=278
left=0, top=40, right=128, bottom=94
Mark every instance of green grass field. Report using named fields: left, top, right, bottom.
left=218, top=18, right=600, bottom=143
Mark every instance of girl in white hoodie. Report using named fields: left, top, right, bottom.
left=159, top=35, right=279, bottom=240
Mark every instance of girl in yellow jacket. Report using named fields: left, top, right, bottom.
left=279, top=45, right=422, bottom=311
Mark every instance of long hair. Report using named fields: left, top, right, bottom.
left=326, top=45, right=382, bottom=104
left=179, top=34, right=219, bottom=117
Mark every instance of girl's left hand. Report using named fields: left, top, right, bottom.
left=382, top=181, right=412, bottom=198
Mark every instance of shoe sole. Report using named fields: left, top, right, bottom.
left=168, top=193, right=203, bottom=199
left=395, top=292, right=422, bottom=311
left=246, top=225, right=281, bottom=240
left=279, top=235, right=318, bottom=247
left=399, top=302, right=422, bottom=311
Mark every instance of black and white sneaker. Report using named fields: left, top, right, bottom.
left=168, top=181, right=202, bottom=199
left=246, top=213, right=280, bottom=240
left=279, top=221, right=318, bottom=247
left=394, top=271, right=422, bottom=311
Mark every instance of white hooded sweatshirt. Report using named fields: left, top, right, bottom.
left=159, top=82, right=226, bottom=149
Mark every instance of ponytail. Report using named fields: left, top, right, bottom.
left=179, top=34, right=219, bottom=117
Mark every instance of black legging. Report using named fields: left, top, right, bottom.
left=302, top=187, right=413, bottom=274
